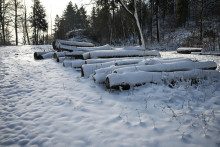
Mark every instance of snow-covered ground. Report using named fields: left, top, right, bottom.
left=0, top=45, right=220, bottom=147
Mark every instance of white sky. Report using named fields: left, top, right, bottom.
left=25, top=0, right=93, bottom=34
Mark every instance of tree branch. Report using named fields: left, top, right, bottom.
left=118, top=0, right=133, bottom=16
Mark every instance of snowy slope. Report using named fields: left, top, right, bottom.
left=0, top=45, right=220, bottom=147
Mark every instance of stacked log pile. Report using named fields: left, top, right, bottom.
left=34, top=40, right=220, bottom=90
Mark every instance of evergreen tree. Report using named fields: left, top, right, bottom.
left=176, top=0, right=189, bottom=27
left=30, top=0, right=48, bottom=45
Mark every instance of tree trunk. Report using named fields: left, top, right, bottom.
left=200, top=0, right=204, bottom=42
left=1, top=0, right=6, bottom=44
left=119, top=0, right=145, bottom=48
left=150, top=0, right=153, bottom=42
left=36, top=29, right=39, bottom=45
left=24, top=4, right=30, bottom=45
left=156, top=0, right=160, bottom=43
left=14, top=0, right=18, bottom=45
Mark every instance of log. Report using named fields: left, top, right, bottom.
left=53, top=52, right=67, bottom=58
left=113, top=61, right=217, bottom=74
left=37, top=52, right=54, bottom=60
left=65, top=51, right=86, bottom=59
left=143, top=58, right=194, bottom=65
left=56, top=39, right=95, bottom=47
left=123, top=46, right=145, bottom=50
left=71, top=60, right=86, bottom=68
left=77, top=44, right=112, bottom=51
left=200, top=52, right=220, bottom=56
left=106, top=69, right=220, bottom=90
left=81, top=61, right=115, bottom=77
left=57, top=44, right=112, bottom=55
left=57, top=57, right=66, bottom=63
left=59, top=44, right=78, bottom=52
left=115, top=58, right=143, bottom=66
left=177, top=47, right=202, bottom=54
left=85, top=50, right=160, bottom=59
left=34, top=52, right=50, bottom=59
left=63, top=60, right=73, bottom=67
left=93, top=58, right=194, bottom=83
left=94, top=64, right=141, bottom=84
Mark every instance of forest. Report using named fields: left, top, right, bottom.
left=0, top=0, right=220, bottom=51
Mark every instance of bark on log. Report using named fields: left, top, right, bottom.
left=65, top=51, right=86, bottom=59
left=106, top=69, right=220, bottom=90
left=200, top=52, right=220, bottom=56
left=34, top=52, right=50, bottom=59
left=177, top=47, right=202, bottom=54
left=86, top=50, right=160, bottom=59
left=37, top=52, right=54, bottom=60
left=113, top=61, right=217, bottom=74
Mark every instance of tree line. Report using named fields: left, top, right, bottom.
left=1, top=0, right=219, bottom=50
left=0, top=0, right=48, bottom=45
left=54, top=0, right=220, bottom=50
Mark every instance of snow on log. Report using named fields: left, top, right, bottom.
left=71, top=60, right=86, bottom=68
left=93, top=58, right=195, bottom=83
left=63, top=60, right=72, bottom=67
left=106, top=69, right=220, bottom=89
left=81, top=61, right=115, bottom=77
left=200, top=52, right=220, bottom=56
left=77, top=44, right=112, bottom=51
left=142, top=58, right=194, bottom=65
left=56, top=39, right=95, bottom=47
left=58, top=44, right=112, bottom=52
left=57, top=57, right=65, bottom=63
left=113, top=61, right=217, bottom=74
left=93, top=64, right=141, bottom=84
left=59, top=44, right=78, bottom=52
left=177, top=47, right=202, bottom=54
left=37, top=52, right=54, bottom=59
left=34, top=52, right=50, bottom=59
left=86, top=50, right=160, bottom=59
left=123, top=46, right=145, bottom=50
left=53, top=52, right=68, bottom=58
left=114, top=58, right=144, bottom=66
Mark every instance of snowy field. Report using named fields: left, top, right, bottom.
left=0, top=45, right=220, bottom=147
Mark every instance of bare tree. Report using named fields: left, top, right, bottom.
left=0, top=0, right=11, bottom=45
left=118, top=0, right=145, bottom=48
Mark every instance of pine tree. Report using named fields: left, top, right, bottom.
left=30, top=0, right=48, bottom=45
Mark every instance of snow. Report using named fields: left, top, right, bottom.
left=1, top=45, right=220, bottom=147
left=107, top=70, right=220, bottom=88
left=59, top=44, right=112, bottom=52
left=113, top=61, right=217, bottom=73
left=56, top=39, right=95, bottom=47
left=88, top=50, right=160, bottom=59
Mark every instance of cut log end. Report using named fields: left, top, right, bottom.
left=37, top=55, right=43, bottom=60
left=106, top=77, right=131, bottom=90
left=81, top=66, right=84, bottom=77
